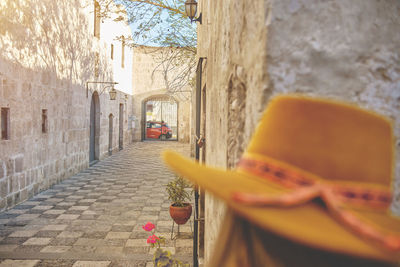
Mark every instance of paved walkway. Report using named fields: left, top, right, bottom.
left=0, top=142, right=192, bottom=267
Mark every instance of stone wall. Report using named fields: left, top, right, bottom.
left=196, top=0, right=268, bottom=263
left=132, top=46, right=192, bottom=143
left=267, top=2, right=400, bottom=204
left=0, top=0, right=135, bottom=211
left=197, top=0, right=400, bottom=264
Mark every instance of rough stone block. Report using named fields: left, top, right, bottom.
left=22, top=82, right=32, bottom=97
left=25, top=170, right=32, bottom=186
left=20, top=189, right=28, bottom=202
left=23, top=237, right=51, bottom=246
left=41, top=72, right=51, bottom=85
left=32, top=169, right=38, bottom=183
left=0, top=260, right=39, bottom=267
left=43, top=165, right=49, bottom=178
left=55, top=160, right=61, bottom=174
left=7, top=194, right=14, bottom=207
left=38, top=167, right=44, bottom=180
left=0, top=162, right=4, bottom=179
left=33, top=183, right=39, bottom=194
left=9, top=176, right=18, bottom=193
left=19, top=174, right=26, bottom=189
left=72, top=261, right=111, bottom=267
left=28, top=187, right=34, bottom=198
left=0, top=179, right=7, bottom=198
left=3, top=79, right=16, bottom=98
left=6, top=159, right=14, bottom=177
left=0, top=198, right=6, bottom=211
left=15, top=156, right=24, bottom=173
left=14, top=191, right=20, bottom=203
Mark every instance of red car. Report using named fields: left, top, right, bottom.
left=146, top=121, right=172, bottom=140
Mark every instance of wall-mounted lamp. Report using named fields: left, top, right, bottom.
left=109, top=87, right=117, bottom=100
left=185, top=0, right=202, bottom=24
left=86, top=81, right=119, bottom=100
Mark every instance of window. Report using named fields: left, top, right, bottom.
left=111, top=44, right=114, bottom=60
left=121, top=36, right=125, bottom=68
left=42, top=109, right=48, bottom=133
left=94, top=1, right=100, bottom=38
left=1, top=108, right=10, bottom=140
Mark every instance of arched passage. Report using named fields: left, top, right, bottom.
left=142, top=95, right=178, bottom=141
left=89, top=92, right=100, bottom=163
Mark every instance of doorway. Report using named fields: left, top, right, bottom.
left=119, top=103, right=123, bottom=150
left=142, top=95, right=178, bottom=141
left=108, top=113, right=114, bottom=155
left=89, top=92, right=100, bottom=163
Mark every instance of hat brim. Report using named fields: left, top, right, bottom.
left=163, top=150, right=400, bottom=263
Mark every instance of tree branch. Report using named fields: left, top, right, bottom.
left=126, top=0, right=185, bottom=16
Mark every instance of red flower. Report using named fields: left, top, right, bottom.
left=142, top=222, right=155, bottom=232
left=147, top=234, right=160, bottom=244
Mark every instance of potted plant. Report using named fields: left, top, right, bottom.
left=142, top=222, right=188, bottom=266
left=166, top=176, right=192, bottom=225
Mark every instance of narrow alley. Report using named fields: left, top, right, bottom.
left=0, top=142, right=192, bottom=267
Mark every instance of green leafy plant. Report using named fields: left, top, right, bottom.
left=142, top=222, right=188, bottom=267
left=166, top=176, right=191, bottom=207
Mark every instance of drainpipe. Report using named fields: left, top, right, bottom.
left=193, top=57, right=205, bottom=267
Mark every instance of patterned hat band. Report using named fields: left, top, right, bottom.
left=233, top=155, right=400, bottom=251
left=235, top=155, right=392, bottom=208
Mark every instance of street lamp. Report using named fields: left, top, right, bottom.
left=109, top=87, right=117, bottom=100
left=185, top=0, right=202, bottom=24
left=86, top=81, right=119, bottom=100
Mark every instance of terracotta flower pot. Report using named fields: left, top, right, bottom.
left=169, top=203, right=192, bottom=225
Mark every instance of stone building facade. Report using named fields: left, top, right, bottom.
left=195, top=0, right=400, bottom=264
left=0, top=0, right=134, bottom=211
left=132, top=46, right=192, bottom=143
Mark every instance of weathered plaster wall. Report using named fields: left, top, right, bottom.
left=132, top=47, right=192, bottom=143
left=198, top=0, right=400, bottom=264
left=0, top=0, right=135, bottom=210
left=267, top=0, right=400, bottom=211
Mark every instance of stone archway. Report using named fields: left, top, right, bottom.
left=89, top=92, right=100, bottom=163
left=142, top=95, right=178, bottom=141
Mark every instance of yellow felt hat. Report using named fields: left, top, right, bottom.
left=163, top=95, right=400, bottom=263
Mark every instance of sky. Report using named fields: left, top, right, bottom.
left=115, top=0, right=197, bottom=47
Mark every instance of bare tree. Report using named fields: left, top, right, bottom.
left=97, top=0, right=196, bottom=100
left=151, top=46, right=195, bottom=101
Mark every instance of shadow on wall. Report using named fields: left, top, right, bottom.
left=0, top=0, right=113, bottom=85
left=0, top=0, right=116, bottom=210
left=0, top=56, right=96, bottom=210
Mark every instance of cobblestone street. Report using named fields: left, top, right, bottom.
left=0, top=142, right=192, bottom=267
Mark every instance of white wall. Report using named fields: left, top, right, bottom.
left=100, top=4, right=133, bottom=95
